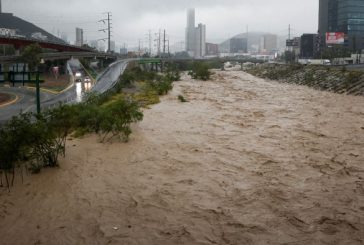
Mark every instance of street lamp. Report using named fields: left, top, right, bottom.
left=36, top=58, right=45, bottom=114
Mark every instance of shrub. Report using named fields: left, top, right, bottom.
left=0, top=94, right=144, bottom=188
left=188, top=62, right=211, bottom=81
left=98, top=97, right=143, bottom=142
left=178, top=95, right=187, bottom=102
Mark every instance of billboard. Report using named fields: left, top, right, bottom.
left=326, top=32, right=345, bottom=45
left=286, top=38, right=300, bottom=47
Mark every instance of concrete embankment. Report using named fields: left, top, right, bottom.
left=246, top=64, right=364, bottom=96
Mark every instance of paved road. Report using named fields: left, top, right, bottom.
left=0, top=59, right=129, bottom=124
left=0, top=86, right=55, bottom=122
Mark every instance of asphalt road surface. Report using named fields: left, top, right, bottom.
left=0, top=59, right=129, bottom=124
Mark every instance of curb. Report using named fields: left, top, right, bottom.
left=0, top=93, right=19, bottom=108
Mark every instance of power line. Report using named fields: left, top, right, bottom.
left=99, top=12, right=112, bottom=53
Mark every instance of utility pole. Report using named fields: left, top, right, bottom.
left=159, top=30, right=161, bottom=58
left=138, top=39, right=142, bottom=57
left=163, top=29, right=166, bottom=55
left=148, top=30, right=152, bottom=55
left=288, top=24, right=291, bottom=40
left=167, top=39, right=170, bottom=57
left=155, top=30, right=161, bottom=58
left=99, top=12, right=112, bottom=53
left=246, top=25, right=249, bottom=53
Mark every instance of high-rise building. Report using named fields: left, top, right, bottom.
left=75, top=27, right=83, bottom=47
left=261, top=34, right=278, bottom=53
left=230, top=38, right=248, bottom=53
left=186, top=8, right=195, bottom=56
left=195, top=23, right=206, bottom=57
left=319, top=0, right=364, bottom=50
left=110, top=41, right=115, bottom=52
left=300, top=34, right=318, bottom=58
left=206, top=43, right=219, bottom=56
left=120, top=47, right=128, bottom=55
left=61, top=32, right=68, bottom=43
left=319, top=0, right=330, bottom=34
left=185, top=8, right=206, bottom=58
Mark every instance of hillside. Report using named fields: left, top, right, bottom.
left=0, top=12, right=65, bottom=43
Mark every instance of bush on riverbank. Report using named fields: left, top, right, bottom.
left=0, top=65, right=178, bottom=188
left=117, top=66, right=175, bottom=107
left=0, top=94, right=143, bottom=189
left=188, top=62, right=211, bottom=81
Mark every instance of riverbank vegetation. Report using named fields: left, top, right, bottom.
left=0, top=65, right=177, bottom=189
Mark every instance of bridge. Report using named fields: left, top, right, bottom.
left=138, top=57, right=265, bottom=64
left=0, top=36, right=93, bottom=52
left=137, top=57, right=265, bottom=72
left=0, top=52, right=118, bottom=63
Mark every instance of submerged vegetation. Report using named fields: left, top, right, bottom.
left=188, top=62, right=212, bottom=81
left=118, top=66, right=176, bottom=107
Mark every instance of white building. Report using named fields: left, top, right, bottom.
left=195, top=24, right=206, bottom=58
left=110, top=41, right=116, bottom=52
left=185, top=8, right=206, bottom=58
left=89, top=40, right=99, bottom=50
left=75, top=27, right=83, bottom=47
left=260, top=34, right=278, bottom=53
left=31, top=32, right=48, bottom=41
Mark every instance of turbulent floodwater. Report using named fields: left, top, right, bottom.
left=1, top=70, right=364, bottom=245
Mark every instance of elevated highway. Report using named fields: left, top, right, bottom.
left=0, top=52, right=118, bottom=63
left=0, top=36, right=92, bottom=52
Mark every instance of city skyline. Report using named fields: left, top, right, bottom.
left=2, top=0, right=318, bottom=48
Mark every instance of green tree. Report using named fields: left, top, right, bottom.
left=21, top=43, right=43, bottom=71
left=99, top=98, right=144, bottom=142
left=188, top=62, right=211, bottom=81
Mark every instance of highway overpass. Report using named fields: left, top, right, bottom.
left=0, top=52, right=118, bottom=63
left=0, top=36, right=92, bottom=52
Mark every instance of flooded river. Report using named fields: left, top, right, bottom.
left=1, top=70, right=363, bottom=244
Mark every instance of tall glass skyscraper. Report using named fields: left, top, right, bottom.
left=319, top=0, right=364, bottom=50
left=337, top=0, right=364, bottom=35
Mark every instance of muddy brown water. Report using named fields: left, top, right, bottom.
left=1, top=71, right=364, bottom=245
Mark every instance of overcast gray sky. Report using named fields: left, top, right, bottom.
left=3, top=0, right=318, bottom=48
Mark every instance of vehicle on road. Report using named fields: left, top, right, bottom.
left=298, top=59, right=331, bottom=66
left=84, top=76, right=91, bottom=82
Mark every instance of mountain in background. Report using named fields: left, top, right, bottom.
left=0, top=12, right=65, bottom=43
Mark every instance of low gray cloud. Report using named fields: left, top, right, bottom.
left=3, top=0, right=318, bottom=47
